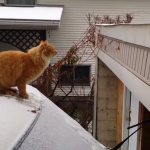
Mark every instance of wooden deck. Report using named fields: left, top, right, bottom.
left=98, top=35, right=150, bottom=86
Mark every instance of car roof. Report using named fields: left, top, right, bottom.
left=0, top=85, right=107, bottom=150
left=0, top=86, right=42, bottom=150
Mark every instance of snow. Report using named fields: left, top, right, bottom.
left=0, top=85, right=107, bottom=150
left=0, top=86, right=43, bottom=150
left=0, top=6, right=63, bottom=21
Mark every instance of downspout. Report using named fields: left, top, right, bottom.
left=93, top=57, right=98, bottom=138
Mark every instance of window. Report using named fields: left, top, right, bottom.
left=60, top=65, right=91, bottom=86
left=5, top=0, right=36, bottom=6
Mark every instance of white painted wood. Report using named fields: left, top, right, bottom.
left=130, top=46, right=135, bottom=69
left=0, top=6, right=63, bottom=21
left=132, top=47, right=138, bottom=70
left=135, top=48, right=140, bottom=72
left=123, top=44, right=127, bottom=64
left=100, top=36, right=150, bottom=86
left=108, top=39, right=114, bottom=56
left=112, top=41, right=117, bottom=58
left=138, top=49, right=144, bottom=74
left=141, top=50, right=148, bottom=77
left=117, top=42, right=121, bottom=61
left=115, top=41, right=120, bottom=60
left=128, top=93, right=139, bottom=150
left=148, top=64, right=150, bottom=80
left=144, top=52, right=150, bottom=79
left=120, top=43, right=123, bottom=62
left=126, top=45, right=130, bottom=66
left=93, top=58, right=98, bottom=138
left=108, top=39, right=113, bottom=56
left=122, top=43, right=126, bottom=64
left=127, top=45, right=131, bottom=66
left=113, top=41, right=116, bottom=58
left=98, top=50, right=150, bottom=112
left=97, top=24, right=150, bottom=48
left=127, top=45, right=132, bottom=67
left=104, top=38, right=109, bottom=52
left=124, top=44, right=128, bottom=65
left=127, top=45, right=130, bottom=66
left=122, top=87, right=131, bottom=150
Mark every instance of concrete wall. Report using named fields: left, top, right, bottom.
left=96, top=59, right=118, bottom=148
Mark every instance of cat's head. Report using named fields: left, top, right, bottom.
left=39, top=40, right=57, bottom=58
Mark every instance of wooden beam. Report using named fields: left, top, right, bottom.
left=116, top=79, right=124, bottom=148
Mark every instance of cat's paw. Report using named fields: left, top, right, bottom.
left=5, top=90, right=16, bottom=96
left=19, top=93, right=29, bottom=98
left=0, top=89, right=16, bottom=96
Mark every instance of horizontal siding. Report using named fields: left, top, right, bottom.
left=0, top=0, right=4, bottom=3
left=39, top=0, right=100, bottom=96
left=39, top=0, right=150, bottom=24
left=52, top=85, right=92, bottom=97
left=38, top=0, right=150, bottom=95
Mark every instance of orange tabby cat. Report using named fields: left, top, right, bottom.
left=0, top=40, right=57, bottom=98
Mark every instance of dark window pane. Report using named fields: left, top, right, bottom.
left=60, top=65, right=73, bottom=85
left=75, top=66, right=90, bottom=86
left=7, top=0, right=35, bottom=5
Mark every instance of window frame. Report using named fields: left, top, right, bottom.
left=60, top=65, right=91, bottom=86
left=4, top=0, right=37, bottom=7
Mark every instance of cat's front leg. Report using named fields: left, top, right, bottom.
left=17, top=83, right=29, bottom=98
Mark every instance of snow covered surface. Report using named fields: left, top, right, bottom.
left=0, top=6, right=63, bottom=21
left=0, top=85, right=107, bottom=150
left=0, top=86, right=43, bottom=150
left=96, top=24, right=150, bottom=48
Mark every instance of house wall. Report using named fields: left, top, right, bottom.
left=96, top=24, right=150, bottom=111
left=96, top=26, right=150, bottom=87
left=37, top=0, right=150, bottom=96
left=96, top=59, right=118, bottom=147
left=34, top=0, right=89, bottom=96
left=38, top=0, right=106, bottom=96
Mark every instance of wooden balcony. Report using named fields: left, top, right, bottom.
left=96, top=24, right=150, bottom=86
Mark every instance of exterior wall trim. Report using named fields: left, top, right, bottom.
left=93, top=58, right=98, bottom=138
left=98, top=50, right=150, bottom=112
left=122, top=86, right=130, bottom=150
left=97, top=24, right=150, bottom=48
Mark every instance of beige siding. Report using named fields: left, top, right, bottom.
left=39, top=0, right=104, bottom=96
left=39, top=0, right=150, bottom=24
left=37, top=0, right=150, bottom=95
left=0, top=0, right=4, bottom=3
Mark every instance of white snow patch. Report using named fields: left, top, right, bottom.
left=0, top=6, right=63, bottom=21
left=0, top=85, right=108, bottom=150
left=64, top=116, right=106, bottom=150
left=0, top=85, right=43, bottom=150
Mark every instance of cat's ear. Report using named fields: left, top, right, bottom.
left=40, top=40, right=48, bottom=50
left=44, top=40, right=48, bottom=45
left=40, top=40, right=44, bottom=44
